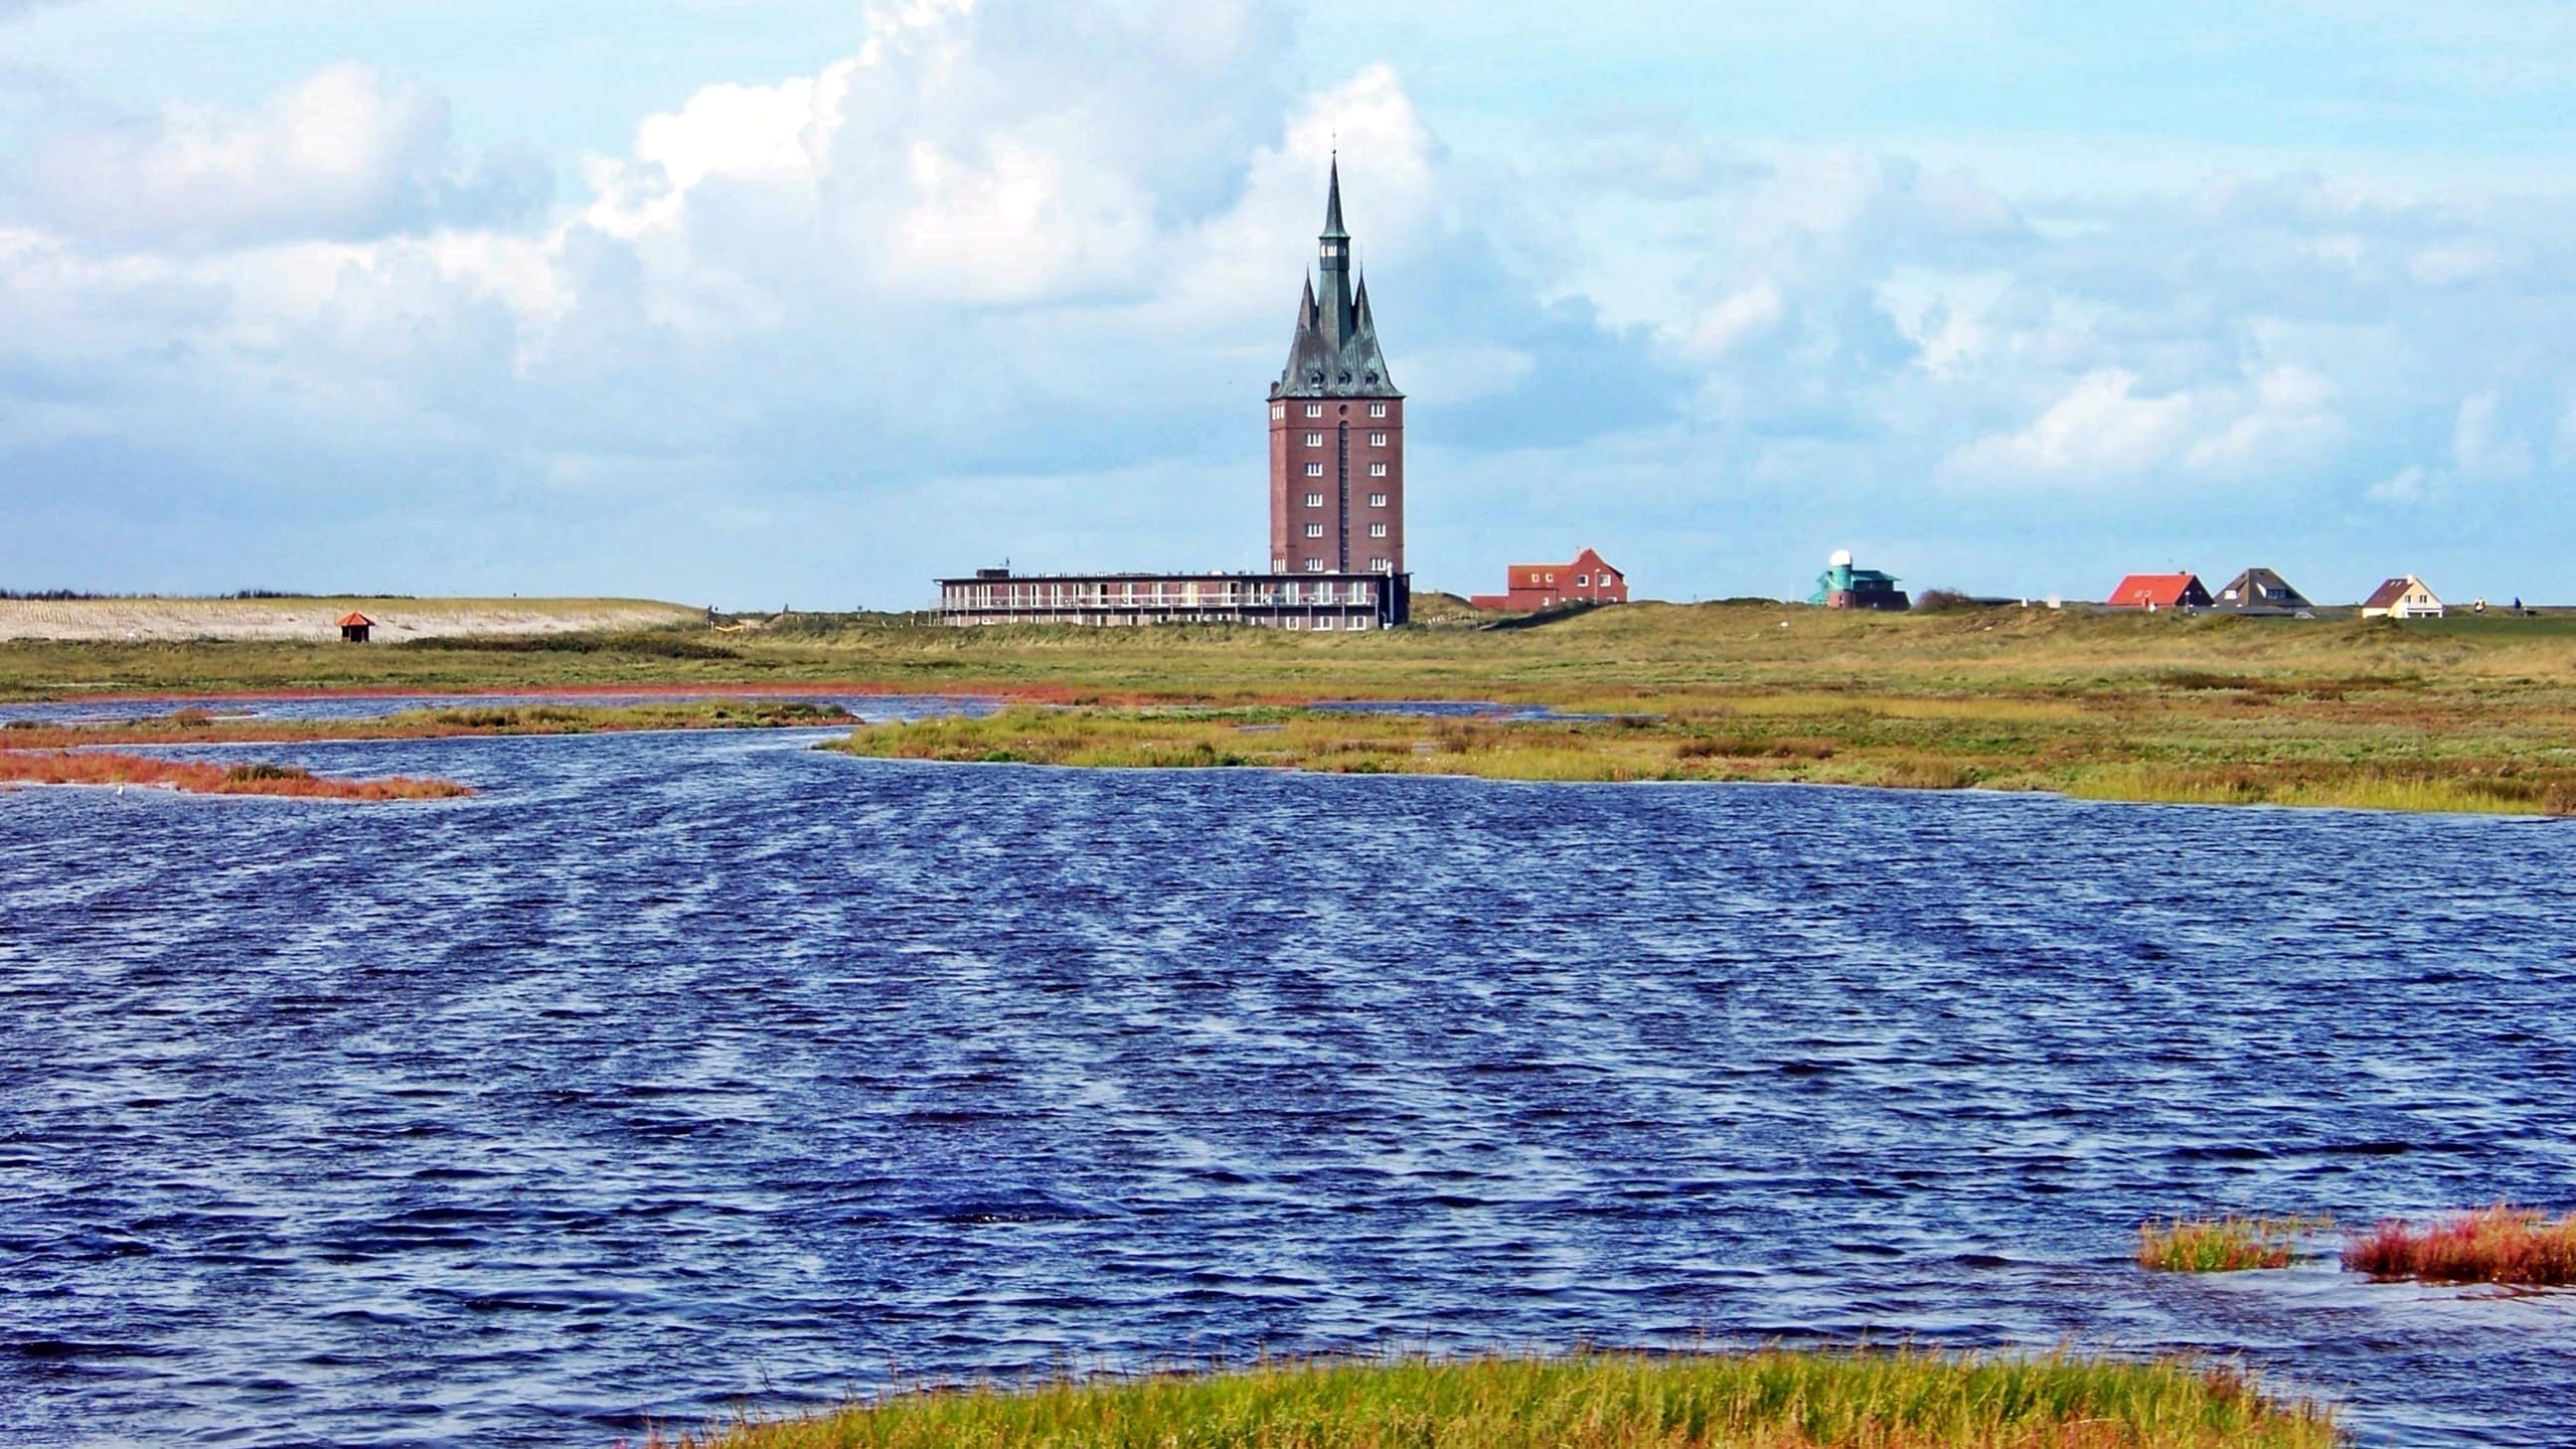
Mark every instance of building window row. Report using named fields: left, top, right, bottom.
left=952, top=578, right=1386, bottom=609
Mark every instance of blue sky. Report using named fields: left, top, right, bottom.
left=7, top=1, right=2576, bottom=607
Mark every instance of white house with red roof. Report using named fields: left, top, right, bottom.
left=2360, top=575, right=2445, bottom=619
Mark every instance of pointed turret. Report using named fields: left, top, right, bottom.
left=1269, top=161, right=1398, bottom=400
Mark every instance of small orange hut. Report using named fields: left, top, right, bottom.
left=337, top=611, right=374, bottom=643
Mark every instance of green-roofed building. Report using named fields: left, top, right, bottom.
left=1809, top=550, right=1909, bottom=610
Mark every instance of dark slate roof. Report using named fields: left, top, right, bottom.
left=1273, top=159, right=1400, bottom=400
left=2213, top=566, right=2312, bottom=610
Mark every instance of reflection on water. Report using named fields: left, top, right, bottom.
left=2, top=728, right=2573, bottom=1447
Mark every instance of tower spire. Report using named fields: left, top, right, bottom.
left=1315, top=155, right=1355, bottom=346
left=1270, top=157, right=1396, bottom=401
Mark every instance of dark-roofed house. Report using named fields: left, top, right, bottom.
left=2212, top=567, right=2313, bottom=613
left=2361, top=575, right=2446, bottom=619
left=2107, top=572, right=2212, bottom=610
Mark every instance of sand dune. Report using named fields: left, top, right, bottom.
left=0, top=597, right=702, bottom=642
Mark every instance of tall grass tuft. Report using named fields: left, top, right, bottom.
left=661, top=1349, right=2334, bottom=1449
left=2343, top=1205, right=2576, bottom=1286
left=2138, top=1214, right=2324, bottom=1272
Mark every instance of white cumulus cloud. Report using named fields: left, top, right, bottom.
left=1943, top=369, right=2197, bottom=484
left=8, top=62, right=545, bottom=248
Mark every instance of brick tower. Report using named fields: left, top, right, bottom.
left=1268, top=158, right=1403, bottom=580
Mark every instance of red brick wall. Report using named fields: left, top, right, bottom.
left=1474, top=550, right=1627, bottom=609
left=1271, top=396, right=1402, bottom=576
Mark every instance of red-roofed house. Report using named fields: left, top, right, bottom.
left=337, top=612, right=374, bottom=643
left=1470, top=548, right=1628, bottom=611
left=2107, top=572, right=2212, bottom=610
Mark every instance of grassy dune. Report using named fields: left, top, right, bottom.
left=672, top=1351, right=2334, bottom=1449
left=7, top=602, right=2575, bottom=814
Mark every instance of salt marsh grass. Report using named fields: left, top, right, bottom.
left=2138, top=1215, right=2327, bottom=1273
left=672, top=1351, right=2335, bottom=1449
left=2343, top=1205, right=2576, bottom=1286
left=13, top=600, right=2576, bottom=816
left=0, top=749, right=469, bottom=800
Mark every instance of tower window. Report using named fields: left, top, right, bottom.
left=1304, top=462, right=1323, bottom=477
left=1368, top=463, right=1387, bottom=477
left=1304, top=403, right=1323, bottom=418
left=1305, top=492, right=1324, bottom=508
left=1368, top=523, right=1387, bottom=538
left=1369, top=558, right=1390, bottom=571
left=1368, top=432, right=1386, bottom=447
left=1305, top=523, right=1324, bottom=538
left=1368, top=402, right=1387, bottom=418
left=1271, top=404, right=1285, bottom=419
left=1305, top=559, right=1326, bottom=572
left=1304, top=432, right=1324, bottom=447
left=1368, top=492, right=1386, bottom=508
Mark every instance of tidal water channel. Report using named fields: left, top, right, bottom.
left=3, top=712, right=2574, bottom=1446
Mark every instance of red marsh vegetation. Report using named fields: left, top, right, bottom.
left=0, top=699, right=855, bottom=752
left=2343, top=1205, right=2576, bottom=1286
left=0, top=749, right=471, bottom=801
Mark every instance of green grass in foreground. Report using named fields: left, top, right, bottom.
left=676, top=1351, right=2335, bottom=1449
left=2138, top=1215, right=2330, bottom=1273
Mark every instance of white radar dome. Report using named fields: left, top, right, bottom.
left=1828, top=549, right=1853, bottom=567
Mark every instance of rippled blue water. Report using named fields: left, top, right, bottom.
left=5, top=727, right=2574, bottom=1447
